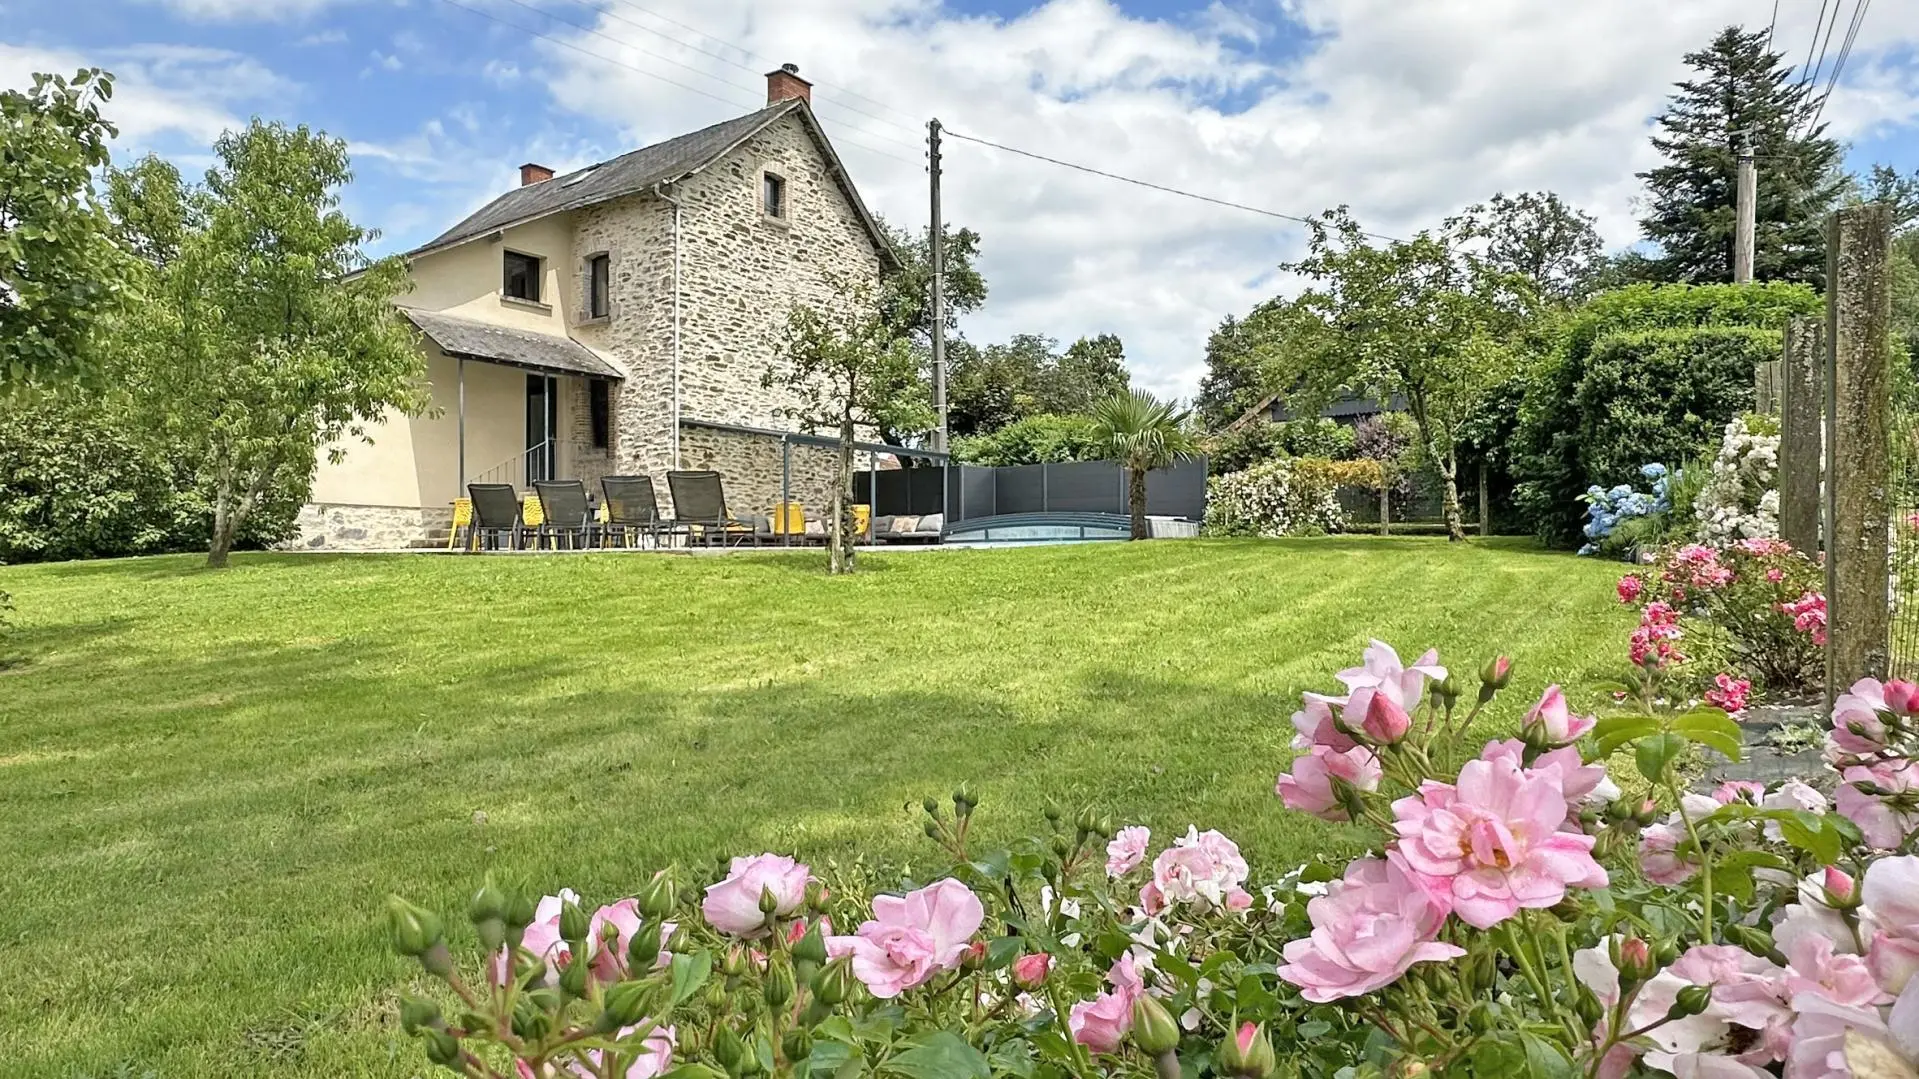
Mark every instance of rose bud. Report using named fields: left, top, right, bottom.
left=1618, top=936, right=1656, bottom=984
left=1362, top=690, right=1412, bottom=745
left=1668, top=985, right=1712, bottom=1020
left=1481, top=655, right=1514, bottom=691
left=559, top=898, right=590, bottom=946
left=386, top=895, right=444, bottom=958
left=1824, top=866, right=1860, bottom=909
left=599, top=980, right=654, bottom=1030
left=1131, top=993, right=1181, bottom=1057
left=813, top=956, right=857, bottom=1005
left=959, top=940, right=988, bottom=973
left=398, top=996, right=442, bottom=1035
left=1218, top=1022, right=1276, bottom=1079
left=637, top=871, right=677, bottom=919
left=1011, top=952, right=1053, bottom=990
left=421, top=1028, right=462, bottom=1067
left=792, top=921, right=829, bottom=968
left=763, top=957, right=796, bottom=1008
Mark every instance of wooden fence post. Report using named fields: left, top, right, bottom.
left=1825, top=204, right=1895, bottom=703
left=1478, top=462, right=1491, bottom=537
left=1779, top=318, right=1823, bottom=553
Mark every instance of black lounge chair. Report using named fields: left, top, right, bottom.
left=666, top=470, right=762, bottom=547
left=465, top=483, right=523, bottom=551
left=601, top=475, right=665, bottom=548
left=532, top=480, right=596, bottom=550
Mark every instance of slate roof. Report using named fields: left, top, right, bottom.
left=402, top=307, right=623, bottom=380
left=407, top=100, right=898, bottom=269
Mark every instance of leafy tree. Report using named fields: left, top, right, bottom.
left=1279, top=209, right=1534, bottom=541
left=1454, top=192, right=1605, bottom=305
left=119, top=121, right=427, bottom=568
left=768, top=280, right=930, bottom=575
left=951, top=413, right=1104, bottom=467
left=1038, top=334, right=1129, bottom=414
left=1090, top=389, right=1199, bottom=540
left=1853, top=164, right=1919, bottom=231
left=1636, top=26, right=1846, bottom=286
left=1193, top=298, right=1323, bottom=430
left=875, top=217, right=987, bottom=348
left=0, top=68, right=126, bottom=382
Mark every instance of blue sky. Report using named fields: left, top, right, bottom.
left=5, top=0, right=1917, bottom=395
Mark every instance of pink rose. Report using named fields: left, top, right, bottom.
left=1392, top=753, right=1608, bottom=928
left=1276, top=853, right=1465, bottom=1003
left=1784, top=933, right=1887, bottom=1009
left=1275, top=745, right=1380, bottom=821
left=1838, top=762, right=1919, bottom=849
left=1105, top=826, right=1150, bottom=878
left=1291, top=692, right=1356, bottom=752
left=826, top=878, right=983, bottom=999
left=702, top=854, right=812, bottom=937
left=1712, top=780, right=1766, bottom=806
left=1141, top=826, right=1250, bottom=912
left=515, top=1024, right=675, bottom=1079
left=1786, top=990, right=1897, bottom=1079
left=1011, top=952, right=1052, bottom=989
left=1068, top=955, right=1143, bottom=1053
left=1639, top=821, right=1699, bottom=885
left=1522, top=685, right=1595, bottom=746
left=586, top=899, right=674, bottom=982
left=1335, top=640, right=1446, bottom=712
left=1864, top=857, right=1919, bottom=994
left=498, top=890, right=658, bottom=986
left=1831, top=678, right=1892, bottom=756
left=1888, top=680, right=1919, bottom=715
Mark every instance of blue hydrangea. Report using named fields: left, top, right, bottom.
left=1577, top=463, right=1680, bottom=557
left=1640, top=463, right=1668, bottom=480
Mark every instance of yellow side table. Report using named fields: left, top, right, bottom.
left=448, top=497, right=472, bottom=550
left=773, top=502, right=806, bottom=536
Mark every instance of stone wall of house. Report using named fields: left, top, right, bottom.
left=675, top=428, right=868, bottom=520
left=568, top=107, right=885, bottom=516
left=291, top=503, right=454, bottom=550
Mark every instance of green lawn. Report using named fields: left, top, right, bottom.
left=1, top=538, right=1629, bottom=1077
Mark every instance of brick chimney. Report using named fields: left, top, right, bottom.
left=520, top=162, right=554, bottom=187
left=766, top=63, right=811, bottom=106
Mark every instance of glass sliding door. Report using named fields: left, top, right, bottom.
left=526, top=374, right=558, bottom=484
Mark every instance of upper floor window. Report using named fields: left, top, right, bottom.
left=503, top=250, right=542, bottom=303
left=587, top=253, right=610, bottom=320
left=761, top=172, right=786, bottom=220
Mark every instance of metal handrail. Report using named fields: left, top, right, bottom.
left=465, top=440, right=611, bottom=492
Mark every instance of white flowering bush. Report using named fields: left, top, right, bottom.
left=1203, top=459, right=1351, bottom=538
left=1695, top=415, right=1781, bottom=543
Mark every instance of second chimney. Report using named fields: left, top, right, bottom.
left=766, top=63, right=812, bottom=106
left=520, top=162, right=554, bottom=187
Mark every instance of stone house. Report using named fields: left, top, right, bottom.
left=296, top=65, right=899, bottom=548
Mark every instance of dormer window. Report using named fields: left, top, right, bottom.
left=761, top=172, right=786, bottom=220
left=503, top=250, right=542, bottom=302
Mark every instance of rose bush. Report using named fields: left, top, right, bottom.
left=386, top=635, right=1919, bottom=1079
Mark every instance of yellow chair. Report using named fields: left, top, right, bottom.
left=852, top=504, right=871, bottom=539
left=773, top=501, right=806, bottom=537
left=447, top=497, right=472, bottom=550
left=520, top=492, right=545, bottom=548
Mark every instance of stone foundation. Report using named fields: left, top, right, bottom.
left=291, top=503, right=453, bottom=551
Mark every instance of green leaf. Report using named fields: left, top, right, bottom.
left=1156, top=949, right=1200, bottom=988
left=657, top=1066, right=728, bottom=1079
left=1769, top=810, right=1843, bottom=864
left=1518, top=1033, right=1573, bottom=1079
left=668, top=950, right=712, bottom=1005
left=883, top=1033, right=992, bottom=1079
left=1635, top=732, right=1688, bottom=782
left=985, top=935, right=1024, bottom=971
left=1596, top=716, right=1664, bottom=757
left=803, top=1041, right=857, bottom=1079
left=1672, top=709, right=1744, bottom=761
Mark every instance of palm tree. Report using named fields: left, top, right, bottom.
left=1090, top=389, right=1200, bottom=540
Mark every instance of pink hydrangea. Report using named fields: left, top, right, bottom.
left=826, top=878, right=983, bottom=998
left=1138, top=826, right=1251, bottom=914
left=1522, top=685, right=1595, bottom=746
left=1704, top=673, right=1751, bottom=715
left=1275, top=853, right=1465, bottom=1002
left=1067, top=954, right=1143, bottom=1053
left=1616, top=574, right=1644, bottom=604
left=1275, top=745, right=1381, bottom=822
left=1391, top=751, right=1608, bottom=928
left=1105, top=826, right=1151, bottom=878
left=702, top=854, right=812, bottom=937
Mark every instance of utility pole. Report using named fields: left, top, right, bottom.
left=928, top=118, right=948, bottom=453
left=1734, top=128, right=1756, bottom=284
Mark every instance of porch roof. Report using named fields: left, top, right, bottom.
left=401, top=307, right=623, bottom=381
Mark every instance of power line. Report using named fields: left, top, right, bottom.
left=942, top=128, right=1405, bottom=243
left=1763, top=0, right=1781, bottom=55
left=593, top=0, right=927, bottom=133
left=577, top=0, right=925, bottom=141
left=1803, top=0, right=1844, bottom=91
left=1805, top=0, right=1872, bottom=136
left=426, top=0, right=920, bottom=166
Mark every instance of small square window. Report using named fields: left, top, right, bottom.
left=761, top=172, right=786, bottom=219
left=503, top=250, right=541, bottom=302
left=589, top=380, right=610, bottom=449
left=587, top=253, right=610, bottom=319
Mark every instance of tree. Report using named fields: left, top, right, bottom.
left=768, top=280, right=930, bottom=575
left=120, top=121, right=427, bottom=568
left=1454, top=191, right=1605, bottom=305
left=0, top=68, right=126, bottom=382
left=1280, top=208, right=1534, bottom=542
left=1090, top=389, right=1199, bottom=541
left=1853, top=165, right=1919, bottom=231
left=1038, top=334, right=1130, bottom=414
left=1636, top=26, right=1846, bottom=286
left=1194, top=298, right=1328, bottom=430
left=876, top=218, right=987, bottom=348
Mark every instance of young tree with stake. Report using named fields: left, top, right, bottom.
left=766, top=280, right=931, bottom=575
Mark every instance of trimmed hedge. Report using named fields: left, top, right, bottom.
left=1512, top=282, right=1820, bottom=546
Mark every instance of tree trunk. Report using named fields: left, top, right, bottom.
left=1438, top=449, right=1466, bottom=543
left=207, top=462, right=236, bottom=569
left=829, top=417, right=856, bottom=575
left=1128, top=467, right=1149, bottom=541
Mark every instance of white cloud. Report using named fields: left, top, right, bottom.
left=144, top=0, right=363, bottom=19
left=299, top=29, right=349, bottom=46
left=0, top=42, right=291, bottom=149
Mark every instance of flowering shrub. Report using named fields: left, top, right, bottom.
left=1203, top=457, right=1371, bottom=537
left=1695, top=414, right=1781, bottom=543
left=1620, top=538, right=1826, bottom=700
left=1579, top=463, right=1675, bottom=558
left=386, top=636, right=1919, bottom=1079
